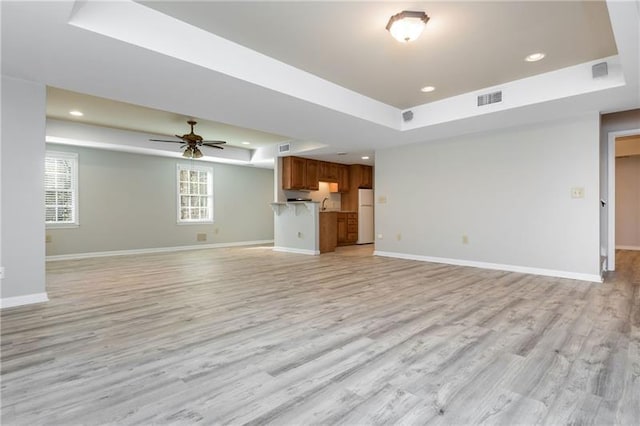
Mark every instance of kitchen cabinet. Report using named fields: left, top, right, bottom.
left=282, top=156, right=319, bottom=190
left=337, top=165, right=349, bottom=193
left=318, top=161, right=338, bottom=182
left=337, top=212, right=358, bottom=246
left=319, top=212, right=337, bottom=253
left=350, top=164, right=373, bottom=189
left=342, top=164, right=374, bottom=211
left=305, top=159, right=319, bottom=190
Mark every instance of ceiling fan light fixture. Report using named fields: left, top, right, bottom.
left=386, top=11, right=429, bottom=43
left=183, top=147, right=193, bottom=158
left=192, top=147, right=203, bottom=159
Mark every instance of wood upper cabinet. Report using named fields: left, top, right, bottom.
left=318, top=161, right=339, bottom=182
left=305, top=159, right=319, bottom=190
left=282, top=156, right=319, bottom=190
left=282, top=156, right=306, bottom=190
left=350, top=164, right=373, bottom=189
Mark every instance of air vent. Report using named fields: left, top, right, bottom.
left=278, top=143, right=290, bottom=154
left=477, top=91, right=502, bottom=106
left=402, top=110, right=414, bottom=122
left=592, top=62, right=608, bottom=78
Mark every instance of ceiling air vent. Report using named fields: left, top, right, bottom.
left=278, top=143, right=291, bottom=154
left=477, top=91, right=502, bottom=107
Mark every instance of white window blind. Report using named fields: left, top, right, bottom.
left=177, top=164, right=213, bottom=223
left=45, top=151, right=78, bottom=226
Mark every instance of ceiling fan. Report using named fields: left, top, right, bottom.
left=149, top=120, right=226, bottom=158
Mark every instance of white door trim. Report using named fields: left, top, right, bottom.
left=607, top=128, right=640, bottom=271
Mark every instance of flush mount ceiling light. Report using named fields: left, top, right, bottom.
left=420, top=86, right=435, bottom=93
left=69, top=110, right=84, bottom=116
left=361, top=156, right=370, bottom=160
left=525, top=52, right=546, bottom=62
left=386, top=11, right=430, bottom=43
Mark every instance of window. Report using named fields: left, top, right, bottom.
left=45, top=151, right=78, bottom=227
left=177, top=164, right=213, bottom=223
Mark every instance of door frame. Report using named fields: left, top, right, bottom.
left=607, top=128, right=640, bottom=271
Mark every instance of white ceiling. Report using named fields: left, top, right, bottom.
left=139, top=0, right=617, bottom=109
left=3, top=1, right=639, bottom=167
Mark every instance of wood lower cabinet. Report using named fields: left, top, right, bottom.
left=337, top=212, right=358, bottom=246
left=319, top=212, right=337, bottom=253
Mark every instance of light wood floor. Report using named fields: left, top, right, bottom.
left=1, top=246, right=639, bottom=425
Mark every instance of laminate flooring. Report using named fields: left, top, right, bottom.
left=1, top=246, right=639, bottom=425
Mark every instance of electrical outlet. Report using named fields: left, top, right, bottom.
left=396, top=233, right=402, bottom=241
left=378, top=196, right=387, bottom=204
left=214, top=227, right=219, bottom=235
left=377, top=234, right=383, bottom=240
left=197, top=233, right=207, bottom=242
left=297, top=231, right=303, bottom=238
left=571, top=187, right=585, bottom=199
left=45, top=235, right=52, bottom=243
left=462, top=235, right=469, bottom=244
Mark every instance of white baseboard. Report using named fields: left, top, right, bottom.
left=46, top=240, right=274, bottom=261
left=616, top=245, right=640, bottom=251
left=373, top=251, right=602, bottom=283
left=1, top=292, right=49, bottom=309
left=272, top=246, right=320, bottom=256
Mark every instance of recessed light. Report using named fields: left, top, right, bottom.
left=420, top=86, right=435, bottom=93
left=361, top=156, right=370, bottom=160
left=525, top=52, right=545, bottom=62
left=69, top=110, right=84, bottom=117
left=241, top=141, right=251, bottom=145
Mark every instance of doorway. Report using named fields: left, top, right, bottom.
left=607, top=130, right=640, bottom=271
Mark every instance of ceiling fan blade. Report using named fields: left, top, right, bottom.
left=203, top=144, right=224, bottom=150
left=149, top=139, right=183, bottom=144
left=202, top=141, right=226, bottom=145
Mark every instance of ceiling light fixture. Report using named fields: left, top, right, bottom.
left=525, top=52, right=545, bottom=62
left=69, top=110, right=84, bottom=116
left=183, top=147, right=203, bottom=159
left=241, top=141, right=251, bottom=145
left=386, top=11, right=429, bottom=43
left=361, top=156, right=370, bottom=160
left=420, top=86, right=435, bottom=93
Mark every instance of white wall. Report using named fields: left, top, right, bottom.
left=273, top=202, right=319, bottom=255
left=1, top=76, right=47, bottom=305
left=615, top=155, right=640, bottom=249
left=45, top=143, right=274, bottom=256
left=375, top=113, right=601, bottom=281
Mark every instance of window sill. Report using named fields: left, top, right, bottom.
left=176, top=221, right=214, bottom=226
left=46, top=223, right=79, bottom=230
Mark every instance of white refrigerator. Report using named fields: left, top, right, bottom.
left=357, top=189, right=374, bottom=244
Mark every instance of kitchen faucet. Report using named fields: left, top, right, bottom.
left=322, top=197, right=329, bottom=211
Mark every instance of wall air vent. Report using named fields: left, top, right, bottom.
left=278, top=143, right=291, bottom=154
left=477, top=91, right=502, bottom=106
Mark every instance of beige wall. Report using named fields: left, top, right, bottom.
left=616, top=155, right=640, bottom=249
left=45, top=143, right=274, bottom=256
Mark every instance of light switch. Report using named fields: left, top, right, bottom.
left=571, top=187, right=585, bottom=199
